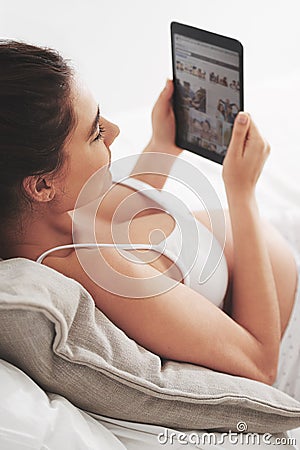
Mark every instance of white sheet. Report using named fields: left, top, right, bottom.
left=0, top=359, right=126, bottom=450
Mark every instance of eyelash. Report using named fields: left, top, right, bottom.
left=93, top=123, right=106, bottom=142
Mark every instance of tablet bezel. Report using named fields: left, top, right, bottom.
left=171, top=21, right=244, bottom=164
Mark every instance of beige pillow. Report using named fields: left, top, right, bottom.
left=1, top=257, right=300, bottom=434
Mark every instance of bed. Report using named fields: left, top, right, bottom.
left=1, top=70, right=300, bottom=449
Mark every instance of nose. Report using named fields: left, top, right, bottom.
left=102, top=117, right=120, bottom=147
left=111, top=121, right=120, bottom=139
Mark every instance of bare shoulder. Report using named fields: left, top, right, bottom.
left=99, top=181, right=162, bottom=222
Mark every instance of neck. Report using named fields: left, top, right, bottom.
left=1, top=207, right=73, bottom=262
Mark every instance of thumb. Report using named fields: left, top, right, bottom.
left=152, top=79, right=174, bottom=119
left=160, top=79, right=174, bottom=101
left=227, top=112, right=250, bottom=156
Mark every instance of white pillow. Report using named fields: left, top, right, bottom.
left=0, top=359, right=125, bottom=450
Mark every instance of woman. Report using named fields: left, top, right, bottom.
left=0, top=41, right=298, bottom=396
left=216, top=99, right=226, bottom=121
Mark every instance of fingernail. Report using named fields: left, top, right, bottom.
left=237, top=112, right=248, bottom=124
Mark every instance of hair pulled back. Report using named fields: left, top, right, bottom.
left=0, top=40, right=75, bottom=224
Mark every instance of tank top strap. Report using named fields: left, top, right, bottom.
left=35, top=242, right=156, bottom=265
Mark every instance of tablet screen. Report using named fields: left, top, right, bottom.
left=171, top=23, right=243, bottom=164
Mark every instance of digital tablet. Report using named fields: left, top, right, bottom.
left=171, top=22, right=244, bottom=164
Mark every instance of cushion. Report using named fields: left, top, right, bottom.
left=1, top=258, right=300, bottom=434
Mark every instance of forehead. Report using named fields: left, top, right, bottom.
left=71, top=77, right=98, bottom=139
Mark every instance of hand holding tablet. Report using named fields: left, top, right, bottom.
left=171, top=22, right=244, bottom=164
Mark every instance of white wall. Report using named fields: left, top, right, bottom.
left=1, top=0, right=299, bottom=113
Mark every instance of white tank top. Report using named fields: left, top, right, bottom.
left=36, top=177, right=228, bottom=309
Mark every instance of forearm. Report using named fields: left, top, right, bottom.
left=130, top=141, right=182, bottom=190
left=227, top=191, right=281, bottom=370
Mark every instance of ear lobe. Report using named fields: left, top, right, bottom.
left=23, top=176, right=55, bottom=202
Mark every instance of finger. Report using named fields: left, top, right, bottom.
left=227, top=112, right=250, bottom=157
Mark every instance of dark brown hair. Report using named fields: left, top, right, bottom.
left=0, top=40, right=75, bottom=225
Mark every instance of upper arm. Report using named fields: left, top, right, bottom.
left=47, top=247, right=271, bottom=384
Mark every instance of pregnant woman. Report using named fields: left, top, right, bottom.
left=0, top=40, right=298, bottom=399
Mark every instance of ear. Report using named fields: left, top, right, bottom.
left=23, top=175, right=56, bottom=203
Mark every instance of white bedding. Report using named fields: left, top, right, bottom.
left=0, top=360, right=126, bottom=450
left=2, top=77, right=300, bottom=449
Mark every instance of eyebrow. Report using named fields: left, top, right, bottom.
left=87, top=105, right=100, bottom=141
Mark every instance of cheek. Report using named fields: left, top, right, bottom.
left=58, top=143, right=110, bottom=211
left=74, top=143, right=111, bottom=207
left=94, top=141, right=110, bottom=173
left=80, top=141, right=110, bottom=177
